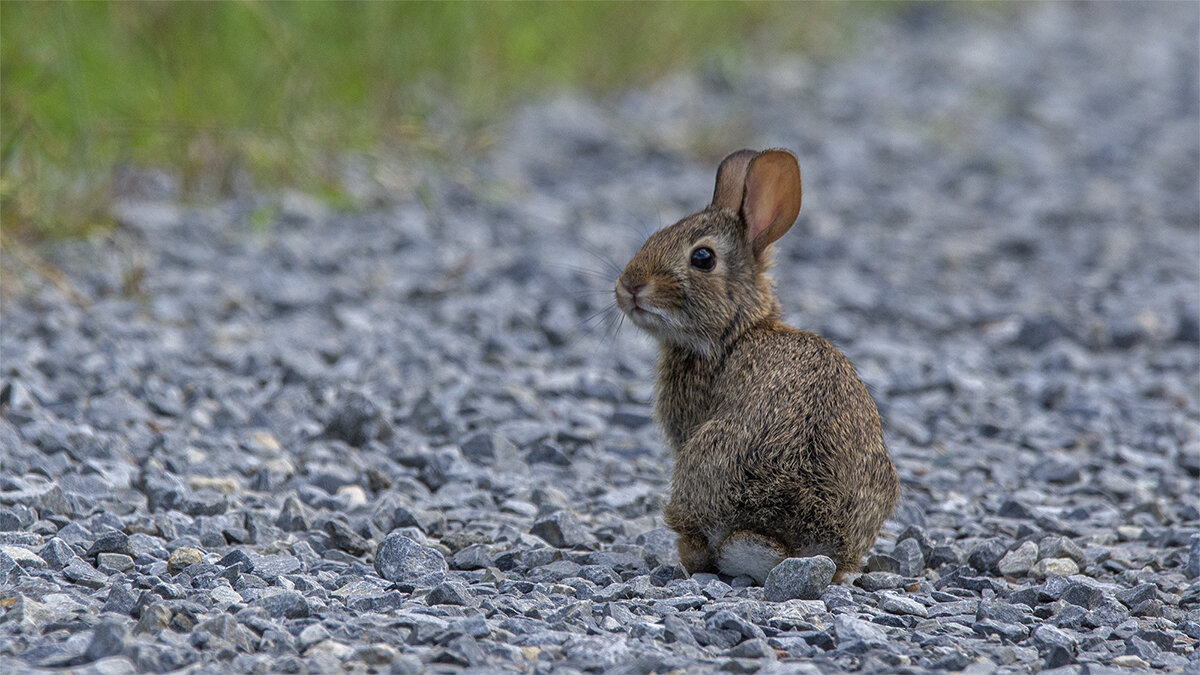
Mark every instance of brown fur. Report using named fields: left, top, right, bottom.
left=615, top=149, right=899, bottom=580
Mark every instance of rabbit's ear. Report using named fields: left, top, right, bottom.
left=712, top=149, right=759, bottom=211
left=742, top=149, right=802, bottom=257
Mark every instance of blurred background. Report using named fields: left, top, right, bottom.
left=1, top=1, right=902, bottom=242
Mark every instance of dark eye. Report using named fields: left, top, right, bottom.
left=690, top=246, right=716, bottom=271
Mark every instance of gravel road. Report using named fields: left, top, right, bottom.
left=2, top=3, right=1198, bottom=673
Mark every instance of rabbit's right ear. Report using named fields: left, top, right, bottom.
left=742, top=149, right=802, bottom=257
left=712, top=149, right=759, bottom=212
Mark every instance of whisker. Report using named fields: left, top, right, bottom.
left=549, top=262, right=616, bottom=281
left=564, top=300, right=623, bottom=351
left=581, top=244, right=623, bottom=277
left=606, top=312, right=627, bottom=344
left=651, top=201, right=669, bottom=234
left=590, top=310, right=612, bottom=334
left=578, top=302, right=619, bottom=331
left=607, top=311, right=628, bottom=343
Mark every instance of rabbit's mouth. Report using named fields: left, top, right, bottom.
left=616, top=284, right=654, bottom=320
left=616, top=279, right=680, bottom=334
left=620, top=297, right=653, bottom=323
left=622, top=299, right=716, bottom=356
left=625, top=300, right=674, bottom=332
left=626, top=302, right=655, bottom=323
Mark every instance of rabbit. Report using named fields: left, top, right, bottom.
left=614, top=148, right=898, bottom=583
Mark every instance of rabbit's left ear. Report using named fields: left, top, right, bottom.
left=742, top=149, right=802, bottom=257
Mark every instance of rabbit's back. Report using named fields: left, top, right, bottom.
left=662, top=322, right=899, bottom=574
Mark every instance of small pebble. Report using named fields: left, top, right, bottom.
left=167, top=547, right=203, bottom=573
left=997, top=541, right=1038, bottom=576
left=1032, top=557, right=1080, bottom=579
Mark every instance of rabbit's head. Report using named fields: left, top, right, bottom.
left=616, top=149, right=802, bottom=357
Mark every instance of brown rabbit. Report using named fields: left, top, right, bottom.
left=615, top=148, right=898, bottom=583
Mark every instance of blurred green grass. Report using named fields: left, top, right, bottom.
left=1, top=1, right=879, bottom=242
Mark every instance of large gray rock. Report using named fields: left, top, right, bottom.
left=764, top=556, right=837, bottom=601
left=530, top=511, right=596, bottom=549
left=255, top=590, right=310, bottom=619
left=1038, top=535, right=1086, bottom=564
left=102, top=583, right=140, bottom=616
left=275, top=494, right=311, bottom=532
left=0, top=549, right=24, bottom=585
left=374, top=533, right=447, bottom=586
left=84, top=531, right=135, bottom=560
left=967, top=538, right=1008, bottom=574
left=0, top=594, right=52, bottom=632
left=0, top=545, right=46, bottom=572
left=84, top=621, right=133, bottom=662
left=62, top=558, right=107, bottom=589
left=880, top=593, right=929, bottom=617
left=997, top=541, right=1038, bottom=576
left=196, top=613, right=255, bottom=652
left=427, top=579, right=475, bottom=606
left=890, top=537, right=926, bottom=577
left=833, top=615, right=889, bottom=646
left=1032, top=624, right=1077, bottom=653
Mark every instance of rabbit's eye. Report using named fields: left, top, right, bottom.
left=690, top=247, right=716, bottom=271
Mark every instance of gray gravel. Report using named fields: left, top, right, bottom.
left=2, top=3, right=1199, bottom=673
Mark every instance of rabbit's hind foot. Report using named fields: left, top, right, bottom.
left=676, top=531, right=717, bottom=575
left=716, top=530, right=787, bottom=584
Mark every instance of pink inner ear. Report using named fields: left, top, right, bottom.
left=751, top=203, right=783, bottom=244
left=741, top=150, right=802, bottom=255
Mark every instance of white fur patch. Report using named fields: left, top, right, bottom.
left=717, top=536, right=786, bottom=584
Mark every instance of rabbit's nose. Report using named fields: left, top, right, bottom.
left=624, top=282, right=646, bottom=298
